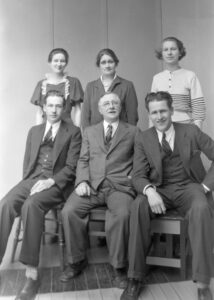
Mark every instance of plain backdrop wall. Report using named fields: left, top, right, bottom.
left=0, top=0, right=160, bottom=197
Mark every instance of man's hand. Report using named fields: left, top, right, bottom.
left=75, top=182, right=91, bottom=196
left=30, top=178, right=55, bottom=196
left=146, top=187, right=166, bottom=214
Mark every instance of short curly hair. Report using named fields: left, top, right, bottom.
left=155, top=37, right=186, bottom=61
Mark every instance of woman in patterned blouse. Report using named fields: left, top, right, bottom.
left=31, top=48, right=83, bottom=126
left=151, top=37, right=205, bottom=129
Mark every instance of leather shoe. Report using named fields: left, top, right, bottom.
left=198, top=287, right=213, bottom=300
left=120, top=279, right=141, bottom=300
left=60, top=259, right=88, bottom=282
left=15, top=277, right=40, bottom=300
left=112, top=268, right=128, bottom=289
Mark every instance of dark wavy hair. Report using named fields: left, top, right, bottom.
left=48, top=48, right=69, bottom=64
left=44, top=90, right=66, bottom=106
left=96, top=48, right=119, bottom=67
left=155, top=37, right=186, bottom=61
left=145, top=91, right=173, bottom=111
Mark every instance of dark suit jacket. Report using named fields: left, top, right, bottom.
left=23, top=120, right=82, bottom=199
left=75, top=121, right=138, bottom=197
left=132, top=123, right=214, bottom=195
left=81, top=76, right=138, bottom=129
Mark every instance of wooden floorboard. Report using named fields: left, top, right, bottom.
left=0, top=231, right=213, bottom=299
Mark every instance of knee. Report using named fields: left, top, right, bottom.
left=115, top=207, right=130, bottom=223
left=189, top=199, right=211, bottom=220
left=21, top=197, right=37, bottom=214
left=131, top=194, right=148, bottom=213
left=61, top=194, right=79, bottom=220
left=0, top=196, right=16, bottom=214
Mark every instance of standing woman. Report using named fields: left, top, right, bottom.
left=81, top=48, right=138, bottom=129
left=151, top=37, right=205, bottom=129
left=31, top=48, right=84, bottom=126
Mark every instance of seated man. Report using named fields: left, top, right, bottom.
left=0, top=90, right=81, bottom=300
left=121, top=91, right=214, bottom=300
left=60, top=92, right=138, bottom=288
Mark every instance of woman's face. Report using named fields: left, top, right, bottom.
left=99, top=54, right=117, bottom=76
left=162, top=40, right=180, bottom=65
left=49, top=53, right=67, bottom=74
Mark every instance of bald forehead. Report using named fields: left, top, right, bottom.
left=99, top=93, right=121, bottom=105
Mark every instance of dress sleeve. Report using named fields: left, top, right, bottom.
left=190, top=74, right=206, bottom=121
left=69, top=77, right=84, bottom=104
left=81, top=82, right=91, bottom=129
left=125, top=81, right=138, bottom=125
left=30, top=81, right=43, bottom=106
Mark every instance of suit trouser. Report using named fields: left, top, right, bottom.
left=0, top=179, right=63, bottom=267
left=62, top=181, right=134, bottom=268
left=128, top=182, right=214, bottom=284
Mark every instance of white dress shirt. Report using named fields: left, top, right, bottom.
left=103, top=120, right=119, bottom=139
left=43, top=120, right=61, bottom=141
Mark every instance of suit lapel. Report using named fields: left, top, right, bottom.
left=94, top=78, right=106, bottom=98
left=52, top=121, right=69, bottom=166
left=174, top=123, right=191, bottom=175
left=31, top=124, right=45, bottom=165
left=146, top=127, right=162, bottom=178
left=94, top=122, right=107, bottom=153
left=108, top=122, right=129, bottom=154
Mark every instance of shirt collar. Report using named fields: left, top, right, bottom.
left=44, top=120, right=61, bottom=140
left=103, top=120, right=119, bottom=137
left=156, top=123, right=175, bottom=144
left=100, top=73, right=117, bottom=83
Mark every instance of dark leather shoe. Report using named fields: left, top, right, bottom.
left=113, top=268, right=128, bottom=289
left=15, top=277, right=40, bottom=300
left=120, top=279, right=141, bottom=300
left=198, top=287, right=213, bottom=300
left=60, top=259, right=88, bottom=282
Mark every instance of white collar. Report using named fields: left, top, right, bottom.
left=44, top=120, right=61, bottom=140
left=103, top=120, right=119, bottom=137
left=156, top=123, right=175, bottom=150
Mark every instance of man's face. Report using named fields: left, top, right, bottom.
left=98, top=94, right=121, bottom=123
left=43, top=95, right=64, bottom=124
left=148, top=100, right=173, bottom=132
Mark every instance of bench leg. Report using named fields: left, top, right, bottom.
left=57, top=210, right=65, bottom=271
left=11, top=217, right=22, bottom=262
left=180, top=221, right=187, bottom=280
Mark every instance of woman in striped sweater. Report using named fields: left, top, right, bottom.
left=151, top=37, right=205, bottom=129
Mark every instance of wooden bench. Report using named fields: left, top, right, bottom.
left=89, top=206, right=189, bottom=280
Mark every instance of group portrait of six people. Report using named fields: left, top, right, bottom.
left=0, top=37, right=214, bottom=300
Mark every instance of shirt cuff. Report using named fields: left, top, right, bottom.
left=143, top=184, right=156, bottom=195
left=202, top=183, right=210, bottom=193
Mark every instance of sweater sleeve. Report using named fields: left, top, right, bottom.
left=190, top=74, right=206, bottom=121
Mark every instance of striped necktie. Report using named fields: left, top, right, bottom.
left=43, top=126, right=52, bottom=143
left=161, top=132, right=172, bottom=155
left=105, top=124, right=113, bottom=144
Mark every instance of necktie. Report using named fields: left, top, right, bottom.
left=161, top=132, right=172, bottom=154
left=105, top=124, right=113, bottom=144
left=43, top=126, right=52, bottom=143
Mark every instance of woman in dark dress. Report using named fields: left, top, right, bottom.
left=31, top=48, right=83, bottom=126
